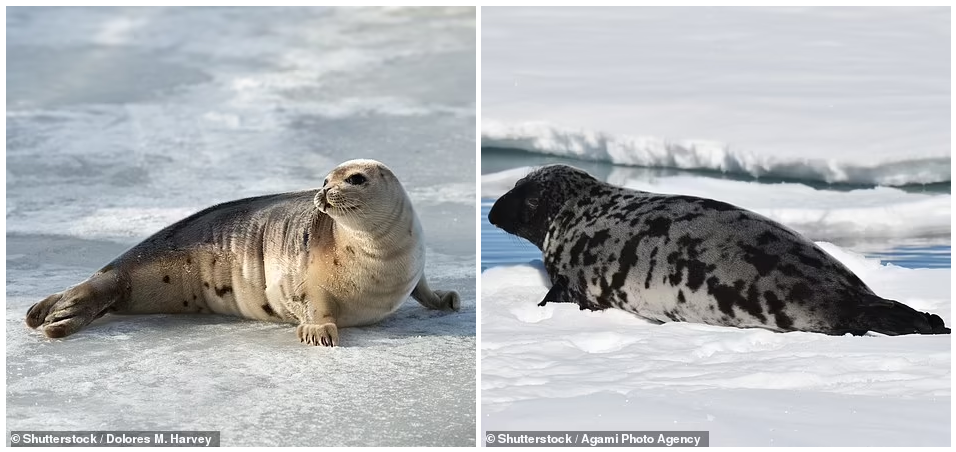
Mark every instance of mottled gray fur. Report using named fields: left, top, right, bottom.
left=489, top=165, right=949, bottom=336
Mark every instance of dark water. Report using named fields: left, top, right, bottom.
left=481, top=200, right=951, bottom=272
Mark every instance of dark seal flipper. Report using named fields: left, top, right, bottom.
left=854, top=296, right=951, bottom=336
left=538, top=279, right=573, bottom=307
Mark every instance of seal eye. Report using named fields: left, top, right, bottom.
left=345, top=174, right=367, bottom=185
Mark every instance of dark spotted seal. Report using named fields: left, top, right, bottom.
left=26, top=159, right=460, bottom=346
left=488, top=164, right=949, bottom=336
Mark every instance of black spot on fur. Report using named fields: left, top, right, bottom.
left=740, top=244, right=780, bottom=276
left=262, top=304, right=277, bottom=317
left=795, top=251, right=824, bottom=268
left=790, top=282, right=811, bottom=304
left=665, top=235, right=714, bottom=292
left=644, top=217, right=672, bottom=238
left=215, top=286, right=233, bottom=297
left=677, top=290, right=686, bottom=303
left=303, top=232, right=310, bottom=248
left=192, top=294, right=197, bottom=300
left=686, top=261, right=713, bottom=291
left=706, top=276, right=738, bottom=318
left=777, top=263, right=802, bottom=277
left=346, top=245, right=355, bottom=255
left=203, top=282, right=210, bottom=288
left=644, top=246, right=660, bottom=289
left=696, top=198, right=738, bottom=212
left=569, top=234, right=588, bottom=267
left=582, top=230, right=612, bottom=266
left=333, top=258, right=340, bottom=266
left=756, top=231, right=780, bottom=246
left=617, top=289, right=629, bottom=306
left=744, top=282, right=767, bottom=323
left=611, top=235, right=645, bottom=291
left=163, top=275, right=170, bottom=284
left=590, top=229, right=611, bottom=246
left=183, top=300, right=188, bottom=307
left=588, top=186, right=606, bottom=197
left=764, top=291, right=793, bottom=329
left=673, top=211, right=704, bottom=223
left=186, top=258, right=191, bottom=265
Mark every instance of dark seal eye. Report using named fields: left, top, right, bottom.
left=345, top=174, right=367, bottom=185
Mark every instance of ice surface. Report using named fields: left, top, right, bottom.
left=482, top=7, right=950, bottom=186
left=480, top=247, right=951, bottom=446
left=7, top=7, right=475, bottom=446
left=482, top=167, right=950, bottom=242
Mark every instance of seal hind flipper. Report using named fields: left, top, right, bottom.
left=854, top=296, right=951, bottom=336
left=26, top=271, right=126, bottom=338
left=26, top=293, right=62, bottom=329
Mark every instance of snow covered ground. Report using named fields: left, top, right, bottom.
left=481, top=6, right=950, bottom=447
left=482, top=7, right=950, bottom=186
left=7, top=7, right=475, bottom=446
left=481, top=249, right=950, bottom=446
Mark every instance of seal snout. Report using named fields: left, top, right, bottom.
left=488, top=195, right=514, bottom=230
left=487, top=204, right=500, bottom=226
left=314, top=189, right=331, bottom=213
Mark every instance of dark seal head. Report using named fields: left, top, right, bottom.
left=489, top=164, right=950, bottom=337
left=488, top=165, right=598, bottom=248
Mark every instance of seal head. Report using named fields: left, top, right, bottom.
left=488, top=165, right=597, bottom=248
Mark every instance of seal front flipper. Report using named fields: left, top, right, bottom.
left=297, top=290, right=340, bottom=347
left=538, top=282, right=573, bottom=307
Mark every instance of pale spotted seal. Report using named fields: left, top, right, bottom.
left=488, top=164, right=949, bottom=336
left=26, top=159, right=460, bottom=346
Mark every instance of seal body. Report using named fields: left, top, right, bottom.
left=488, top=165, right=949, bottom=336
left=26, top=159, right=460, bottom=346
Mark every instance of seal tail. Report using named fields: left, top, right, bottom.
left=854, top=296, right=950, bottom=336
